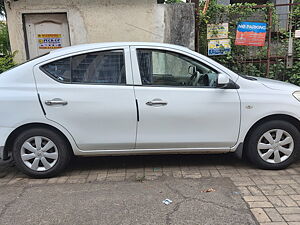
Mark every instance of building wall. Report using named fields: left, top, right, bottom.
left=5, top=0, right=195, bottom=63
left=164, top=4, right=195, bottom=50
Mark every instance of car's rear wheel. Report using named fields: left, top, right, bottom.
left=12, top=128, right=71, bottom=178
left=246, top=120, right=300, bottom=169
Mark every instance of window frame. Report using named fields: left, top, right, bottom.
left=38, top=47, right=133, bottom=86
left=133, top=47, right=222, bottom=89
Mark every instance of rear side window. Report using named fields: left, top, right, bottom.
left=41, top=57, right=71, bottom=82
left=40, top=50, right=126, bottom=84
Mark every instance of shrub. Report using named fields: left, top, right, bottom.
left=0, top=53, right=16, bottom=74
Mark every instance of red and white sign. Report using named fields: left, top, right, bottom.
left=235, top=22, right=267, bottom=47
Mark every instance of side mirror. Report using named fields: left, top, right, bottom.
left=188, top=65, right=197, bottom=75
left=217, top=73, right=230, bottom=88
left=217, top=73, right=239, bottom=89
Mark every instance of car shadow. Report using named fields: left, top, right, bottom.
left=1, top=153, right=299, bottom=179
left=66, top=153, right=251, bottom=173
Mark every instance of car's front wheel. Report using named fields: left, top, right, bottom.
left=12, top=128, right=71, bottom=178
left=246, top=120, right=300, bottom=170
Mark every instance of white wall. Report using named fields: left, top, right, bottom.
left=5, top=0, right=167, bottom=63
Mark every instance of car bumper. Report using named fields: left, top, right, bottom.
left=0, top=127, right=13, bottom=160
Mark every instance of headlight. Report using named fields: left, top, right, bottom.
left=293, top=91, right=300, bottom=102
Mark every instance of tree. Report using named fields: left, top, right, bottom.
left=0, top=0, right=16, bottom=70
left=0, top=0, right=5, bottom=18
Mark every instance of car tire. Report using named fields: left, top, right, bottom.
left=12, top=128, right=71, bottom=178
left=246, top=120, right=300, bottom=170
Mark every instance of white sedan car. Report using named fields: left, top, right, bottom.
left=0, top=42, right=299, bottom=178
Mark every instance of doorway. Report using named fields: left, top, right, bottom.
left=23, top=13, right=71, bottom=59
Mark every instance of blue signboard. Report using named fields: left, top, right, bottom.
left=208, top=39, right=231, bottom=56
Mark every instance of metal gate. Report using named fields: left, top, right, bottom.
left=196, top=1, right=300, bottom=85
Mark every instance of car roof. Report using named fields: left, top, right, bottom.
left=48, top=42, right=191, bottom=57
left=28, top=42, right=193, bottom=65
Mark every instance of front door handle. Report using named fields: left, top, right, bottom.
left=45, top=98, right=68, bottom=106
left=146, top=99, right=168, bottom=106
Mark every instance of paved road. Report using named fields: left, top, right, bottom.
left=0, top=176, right=257, bottom=225
left=0, top=154, right=300, bottom=225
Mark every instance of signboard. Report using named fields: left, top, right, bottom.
left=295, top=30, right=300, bottom=38
left=207, top=23, right=229, bottom=39
left=38, top=34, right=62, bottom=49
left=235, top=22, right=267, bottom=46
left=208, top=39, right=231, bottom=56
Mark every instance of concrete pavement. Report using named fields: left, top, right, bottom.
left=0, top=176, right=257, bottom=225
left=0, top=154, right=300, bottom=225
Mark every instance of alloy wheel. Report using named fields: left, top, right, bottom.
left=257, top=129, right=294, bottom=164
left=20, top=136, right=58, bottom=171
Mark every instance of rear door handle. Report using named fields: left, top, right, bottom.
left=45, top=98, right=68, bottom=106
left=146, top=99, right=168, bottom=106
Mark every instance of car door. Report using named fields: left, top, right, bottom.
left=131, top=46, right=240, bottom=150
left=34, top=46, right=137, bottom=151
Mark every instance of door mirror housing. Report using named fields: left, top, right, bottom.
left=217, top=73, right=230, bottom=86
left=188, top=65, right=197, bottom=75
left=217, top=73, right=239, bottom=89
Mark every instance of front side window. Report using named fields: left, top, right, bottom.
left=41, top=50, right=126, bottom=84
left=137, top=49, right=218, bottom=87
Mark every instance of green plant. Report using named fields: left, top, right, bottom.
left=0, top=22, right=11, bottom=55
left=0, top=52, right=16, bottom=73
left=0, top=9, right=17, bottom=73
left=198, top=0, right=300, bottom=86
left=0, top=0, right=6, bottom=18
